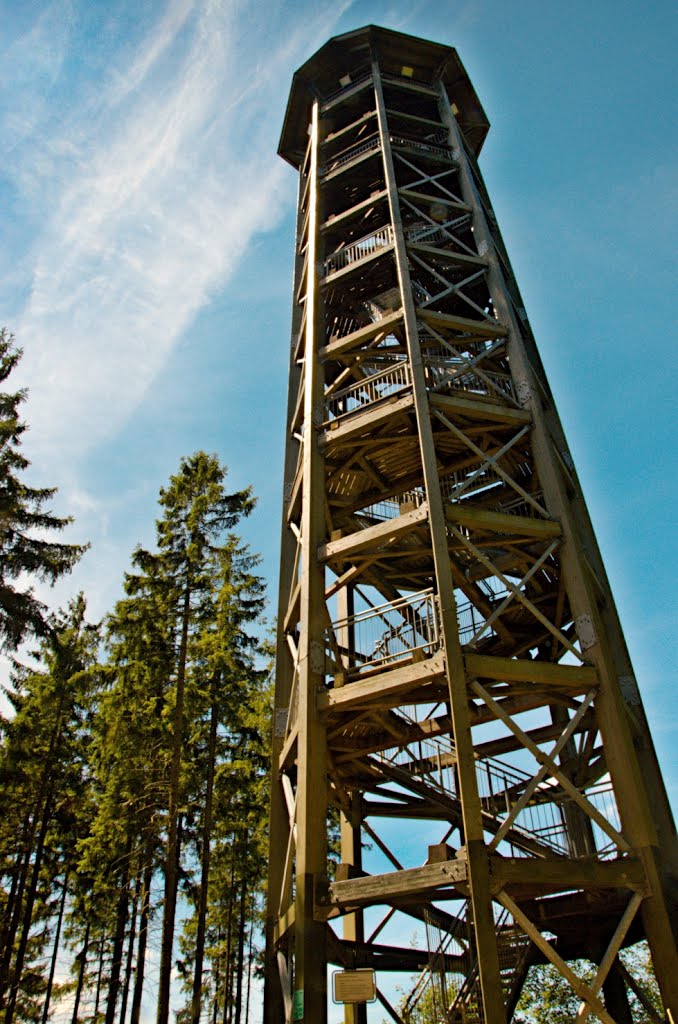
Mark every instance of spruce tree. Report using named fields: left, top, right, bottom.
left=0, top=595, right=100, bottom=1023
left=0, top=329, right=87, bottom=650
left=149, top=454, right=255, bottom=1024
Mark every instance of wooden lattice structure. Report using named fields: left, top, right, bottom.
left=264, top=25, right=678, bottom=1024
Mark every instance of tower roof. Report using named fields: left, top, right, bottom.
left=279, top=24, right=490, bottom=168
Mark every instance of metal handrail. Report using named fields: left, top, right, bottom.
left=325, top=359, right=410, bottom=419
left=320, top=133, right=380, bottom=176
left=323, top=224, right=394, bottom=276
left=328, top=588, right=441, bottom=675
left=390, top=133, right=454, bottom=160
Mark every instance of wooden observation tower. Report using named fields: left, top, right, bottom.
left=264, top=25, right=678, bottom=1024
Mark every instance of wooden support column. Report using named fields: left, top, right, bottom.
left=340, top=793, right=367, bottom=1024
left=293, top=98, right=328, bottom=1023
left=373, top=57, right=506, bottom=1024
left=265, top=169, right=308, bottom=1024
left=439, top=85, right=678, bottom=1015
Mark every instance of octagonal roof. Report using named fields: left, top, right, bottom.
left=279, top=25, right=490, bottom=168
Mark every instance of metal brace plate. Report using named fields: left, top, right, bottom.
left=516, top=379, right=532, bottom=406
left=274, top=708, right=289, bottom=738
left=310, top=640, right=325, bottom=674
left=575, top=614, right=598, bottom=651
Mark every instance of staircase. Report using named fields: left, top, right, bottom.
left=405, top=902, right=531, bottom=1023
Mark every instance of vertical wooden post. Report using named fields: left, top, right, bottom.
left=293, top=98, right=329, bottom=1022
left=372, top=57, right=506, bottom=1024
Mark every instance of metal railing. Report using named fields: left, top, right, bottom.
left=426, top=361, right=516, bottom=402
left=440, top=464, right=504, bottom=504
left=323, top=224, right=394, bottom=276
left=406, top=213, right=471, bottom=246
left=320, top=133, right=379, bottom=176
left=324, top=359, right=410, bottom=419
left=390, top=133, right=454, bottom=161
left=456, top=594, right=508, bottom=646
left=476, top=756, right=570, bottom=856
left=328, top=589, right=441, bottom=676
left=375, top=704, right=622, bottom=861
left=325, top=313, right=363, bottom=342
left=357, top=488, right=425, bottom=523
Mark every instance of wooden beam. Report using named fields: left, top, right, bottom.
left=324, top=858, right=469, bottom=910
left=318, top=651, right=445, bottom=711
left=407, top=240, right=487, bottom=269
left=489, top=855, right=646, bottom=895
left=474, top=715, right=596, bottom=759
left=320, top=393, right=414, bottom=448
left=322, top=241, right=395, bottom=286
left=278, top=723, right=298, bottom=771
left=322, top=108, right=376, bottom=146
left=320, top=309, right=404, bottom=360
left=399, top=186, right=471, bottom=214
left=321, top=188, right=389, bottom=233
left=416, top=305, right=507, bottom=339
left=498, top=892, right=617, bottom=1024
left=430, top=390, right=530, bottom=426
left=318, top=502, right=428, bottom=561
left=465, top=654, right=597, bottom=688
left=447, top=504, right=560, bottom=539
left=274, top=904, right=296, bottom=943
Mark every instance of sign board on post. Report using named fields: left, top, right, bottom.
left=332, top=969, right=377, bottom=1004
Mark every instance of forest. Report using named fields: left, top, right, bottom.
left=0, top=329, right=271, bottom=1024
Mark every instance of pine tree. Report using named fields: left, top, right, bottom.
left=0, top=329, right=88, bottom=651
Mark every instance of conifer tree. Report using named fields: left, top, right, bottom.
left=0, top=329, right=88, bottom=650
left=0, top=595, right=100, bottom=1023
left=94, top=453, right=255, bottom=1024
left=180, top=538, right=267, bottom=1024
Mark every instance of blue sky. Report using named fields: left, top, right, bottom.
left=1, top=0, right=676, bottom=888
left=1, top=0, right=676, bottom=1019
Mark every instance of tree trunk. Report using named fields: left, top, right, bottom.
left=0, top=802, right=47, bottom=1005
left=104, top=856, right=130, bottom=1024
left=94, top=937, right=106, bottom=1018
left=157, top=585, right=191, bottom=1024
left=118, top=859, right=142, bottom=1024
left=222, top=843, right=236, bottom=1024
left=4, top=792, right=53, bottom=1024
left=71, top=921, right=90, bottom=1024
left=1, top=695, right=64, bottom=1014
left=0, top=826, right=30, bottom=998
left=234, top=836, right=247, bottom=1024
left=245, top=919, right=253, bottom=1024
left=41, top=870, right=69, bottom=1024
left=130, top=840, right=154, bottom=1024
left=190, top=672, right=220, bottom=1024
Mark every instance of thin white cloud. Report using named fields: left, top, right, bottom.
left=107, top=0, right=199, bottom=106
left=9, top=0, right=355, bottom=466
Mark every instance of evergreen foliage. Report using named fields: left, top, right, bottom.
left=0, top=596, right=101, bottom=1023
left=0, top=329, right=87, bottom=650
left=0, top=444, right=272, bottom=1024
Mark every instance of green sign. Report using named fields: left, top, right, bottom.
left=292, top=989, right=304, bottom=1021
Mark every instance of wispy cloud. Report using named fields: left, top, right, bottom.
left=5, top=0, right=354, bottom=466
